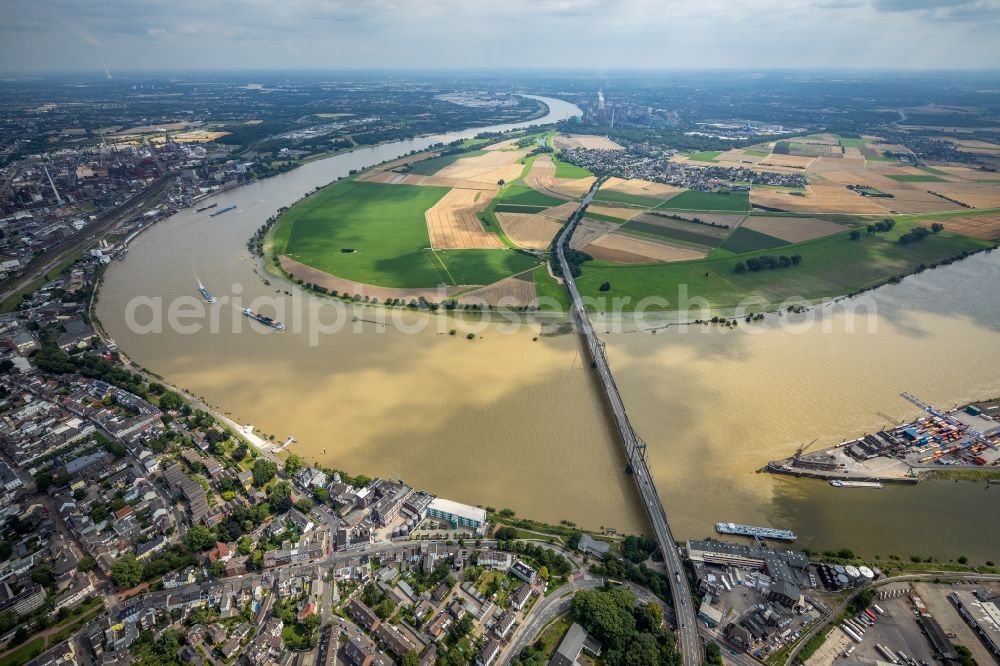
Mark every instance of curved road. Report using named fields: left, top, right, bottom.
left=554, top=183, right=702, bottom=665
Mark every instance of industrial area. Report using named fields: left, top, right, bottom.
left=767, top=393, right=1000, bottom=484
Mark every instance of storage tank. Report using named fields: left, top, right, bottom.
left=844, top=565, right=861, bottom=578
left=859, top=566, right=875, bottom=581
left=837, top=574, right=850, bottom=587
left=833, top=565, right=846, bottom=575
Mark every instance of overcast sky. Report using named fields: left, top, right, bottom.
left=2, top=0, right=1000, bottom=73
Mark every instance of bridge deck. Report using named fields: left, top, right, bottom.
left=555, top=183, right=703, bottom=666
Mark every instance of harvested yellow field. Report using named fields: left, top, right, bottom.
left=279, top=256, right=466, bottom=301
left=759, top=154, right=816, bottom=169
left=587, top=204, right=643, bottom=221
left=553, top=134, right=624, bottom=151
left=842, top=146, right=864, bottom=160
left=877, top=189, right=959, bottom=214
left=496, top=213, right=563, bottom=249
left=751, top=185, right=890, bottom=214
left=934, top=214, right=1000, bottom=239
left=425, top=188, right=504, bottom=250
left=539, top=202, right=580, bottom=221
left=602, top=177, right=684, bottom=200
left=585, top=233, right=707, bottom=264
left=570, top=218, right=619, bottom=250
left=926, top=183, right=1000, bottom=209
left=523, top=155, right=594, bottom=200
left=484, top=138, right=521, bottom=151
left=741, top=215, right=847, bottom=242
left=458, top=271, right=537, bottom=307
left=436, top=149, right=529, bottom=184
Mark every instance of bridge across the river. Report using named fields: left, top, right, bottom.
left=554, top=182, right=703, bottom=666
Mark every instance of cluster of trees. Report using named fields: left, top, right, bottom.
left=571, top=586, right=681, bottom=666
left=110, top=547, right=198, bottom=589
left=490, top=539, right=573, bottom=579
left=650, top=212, right=730, bottom=229
left=898, top=225, right=941, bottom=245
left=591, top=553, right=673, bottom=603
left=361, top=583, right=397, bottom=620
left=622, top=535, right=658, bottom=563
left=551, top=245, right=593, bottom=280
left=33, top=338, right=149, bottom=398
left=867, top=219, right=896, bottom=234
left=733, top=254, right=802, bottom=274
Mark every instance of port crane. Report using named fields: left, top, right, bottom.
left=899, top=392, right=997, bottom=450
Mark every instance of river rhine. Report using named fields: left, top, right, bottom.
left=97, top=96, right=1000, bottom=562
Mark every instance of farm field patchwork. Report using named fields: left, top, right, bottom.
left=592, top=188, right=669, bottom=207
left=496, top=212, right=564, bottom=249
left=720, top=227, right=789, bottom=253
left=271, top=179, right=542, bottom=290
left=688, top=151, right=721, bottom=162
left=659, top=190, right=750, bottom=212
left=620, top=217, right=726, bottom=248
left=570, top=217, right=620, bottom=250
left=583, top=232, right=708, bottom=264
left=404, top=150, right=487, bottom=176
left=574, top=220, right=994, bottom=311
left=425, top=187, right=503, bottom=249
left=886, top=174, right=946, bottom=182
left=932, top=214, right=1000, bottom=239
left=740, top=215, right=850, bottom=243
left=497, top=183, right=566, bottom=208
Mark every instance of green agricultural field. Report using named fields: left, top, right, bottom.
left=920, top=166, right=949, bottom=176
left=493, top=204, right=548, bottom=214
left=887, top=174, right=946, bottom=182
left=838, top=137, right=867, bottom=148
left=574, top=220, right=993, bottom=311
left=532, top=265, right=570, bottom=310
left=721, top=227, right=789, bottom=253
left=584, top=212, right=630, bottom=225
left=271, top=179, right=541, bottom=289
left=620, top=219, right=722, bottom=248
left=552, top=156, right=593, bottom=179
left=404, top=150, right=487, bottom=176
left=436, top=249, right=540, bottom=286
left=497, top=184, right=565, bottom=208
left=688, top=151, right=721, bottom=162
left=592, top=189, right=666, bottom=207
left=659, top=190, right=750, bottom=212
left=866, top=153, right=897, bottom=162
left=744, top=149, right=771, bottom=157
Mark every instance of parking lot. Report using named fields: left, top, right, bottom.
left=852, top=595, right=936, bottom=664
left=913, top=582, right=998, bottom=666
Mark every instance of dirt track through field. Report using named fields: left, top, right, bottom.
left=584, top=233, right=707, bottom=264
left=569, top=217, right=621, bottom=250
left=524, top=155, right=594, bottom=200
left=279, top=256, right=468, bottom=301
left=741, top=215, right=847, bottom=242
left=426, top=188, right=504, bottom=249
left=458, top=271, right=537, bottom=307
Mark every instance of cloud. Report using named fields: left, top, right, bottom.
left=871, top=0, right=1000, bottom=20
left=1, top=0, right=999, bottom=71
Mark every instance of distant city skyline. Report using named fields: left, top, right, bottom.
left=3, top=0, right=1000, bottom=73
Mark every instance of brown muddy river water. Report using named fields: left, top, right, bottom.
left=97, top=97, right=1000, bottom=561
